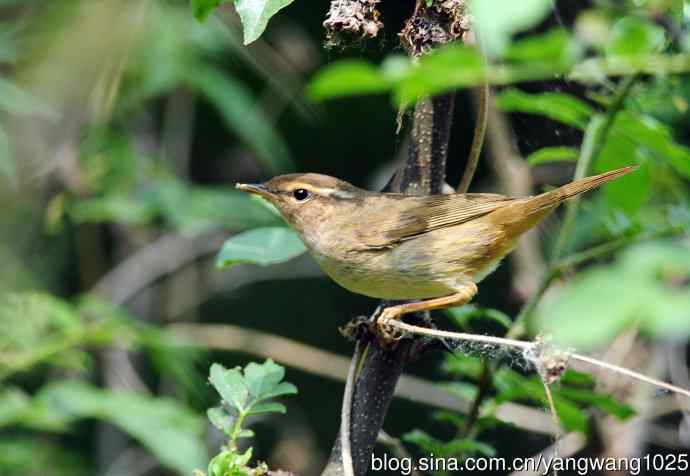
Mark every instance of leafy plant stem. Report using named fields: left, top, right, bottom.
left=229, top=408, right=248, bottom=452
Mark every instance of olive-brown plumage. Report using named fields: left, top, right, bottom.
left=236, top=166, right=637, bottom=326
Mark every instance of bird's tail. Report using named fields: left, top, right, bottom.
left=525, top=164, right=639, bottom=214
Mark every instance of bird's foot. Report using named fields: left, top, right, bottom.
left=376, top=307, right=407, bottom=346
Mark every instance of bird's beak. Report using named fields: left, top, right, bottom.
left=235, top=183, right=272, bottom=198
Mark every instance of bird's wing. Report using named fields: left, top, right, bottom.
left=355, top=193, right=519, bottom=249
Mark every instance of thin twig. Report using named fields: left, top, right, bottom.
left=341, top=341, right=361, bottom=476
left=570, top=353, right=690, bottom=399
left=457, top=83, right=489, bottom=193
left=539, top=378, right=562, bottom=476
left=380, top=320, right=690, bottom=399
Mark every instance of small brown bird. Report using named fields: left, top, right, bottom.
left=236, top=165, right=637, bottom=328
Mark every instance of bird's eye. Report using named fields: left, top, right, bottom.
left=292, top=189, right=311, bottom=201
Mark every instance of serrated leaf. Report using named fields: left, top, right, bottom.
left=209, top=364, right=249, bottom=411
left=526, top=146, right=579, bottom=166
left=234, top=0, right=296, bottom=45
left=244, top=359, right=284, bottom=400
left=207, top=407, right=235, bottom=434
left=215, top=226, right=306, bottom=269
left=256, top=381, right=298, bottom=401
left=247, top=402, right=286, bottom=415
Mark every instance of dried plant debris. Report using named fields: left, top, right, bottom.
left=400, top=0, right=472, bottom=56
left=524, top=335, right=571, bottom=385
left=323, top=0, right=383, bottom=47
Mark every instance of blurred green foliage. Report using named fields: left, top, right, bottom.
left=0, top=0, right=689, bottom=474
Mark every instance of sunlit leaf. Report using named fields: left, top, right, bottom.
left=470, top=0, right=554, bottom=58
left=495, top=89, right=593, bottom=128
left=526, top=146, right=579, bottom=166
left=216, top=226, right=306, bottom=269
left=307, top=60, right=391, bottom=101
left=607, top=16, right=665, bottom=56
left=234, top=0, right=296, bottom=45
left=538, top=242, right=690, bottom=349
left=505, top=28, right=582, bottom=65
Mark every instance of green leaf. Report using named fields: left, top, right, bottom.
left=234, top=0, right=296, bottom=45
left=494, top=369, right=588, bottom=432
left=256, top=381, right=298, bottom=401
left=394, top=45, right=484, bottom=104
left=556, top=387, right=635, bottom=420
left=440, top=382, right=478, bottom=402
left=470, top=0, right=554, bottom=58
left=307, top=61, right=391, bottom=102
left=525, top=146, right=579, bottom=166
left=445, top=304, right=512, bottom=329
left=244, top=359, right=285, bottom=400
left=442, top=354, right=483, bottom=380
left=37, top=381, right=206, bottom=474
left=207, top=406, right=235, bottom=434
left=403, top=430, right=496, bottom=458
left=538, top=242, right=690, bottom=348
left=610, top=111, right=690, bottom=180
left=191, top=0, right=226, bottom=21
left=247, top=402, right=286, bottom=415
left=495, top=89, right=593, bottom=128
left=215, top=226, right=306, bottom=269
left=209, top=363, right=249, bottom=411
left=69, top=195, right=158, bottom=226
left=184, top=64, right=293, bottom=174
left=607, top=16, right=665, bottom=56
left=505, top=28, right=582, bottom=65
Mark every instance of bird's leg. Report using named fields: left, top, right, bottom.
left=377, top=283, right=478, bottom=343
